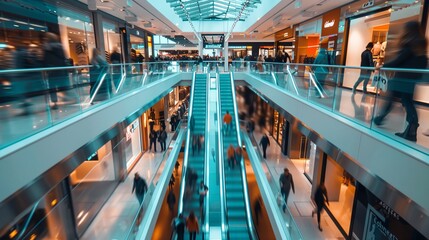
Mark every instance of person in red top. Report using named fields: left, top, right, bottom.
left=186, top=211, right=199, bottom=240
left=227, top=144, right=235, bottom=169
left=223, top=111, right=233, bottom=135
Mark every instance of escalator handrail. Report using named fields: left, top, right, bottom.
left=203, top=73, right=211, bottom=232
left=230, top=72, right=258, bottom=239
left=216, top=73, right=228, bottom=237
left=177, top=71, right=197, bottom=214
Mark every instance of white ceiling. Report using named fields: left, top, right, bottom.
left=80, top=0, right=358, bottom=43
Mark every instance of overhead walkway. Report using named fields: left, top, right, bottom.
left=218, top=73, right=255, bottom=239
left=233, top=61, right=429, bottom=238
left=0, top=63, right=192, bottom=212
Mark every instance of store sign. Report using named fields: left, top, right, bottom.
left=362, top=0, right=374, bottom=9
left=204, top=44, right=222, bottom=49
left=324, top=20, right=335, bottom=28
left=364, top=205, right=399, bottom=240
left=229, top=46, right=247, bottom=49
left=321, top=8, right=340, bottom=37
left=275, top=27, right=294, bottom=41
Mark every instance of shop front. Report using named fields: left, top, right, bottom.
left=0, top=0, right=96, bottom=68
left=351, top=183, right=426, bottom=239
left=274, top=27, right=295, bottom=62
left=342, top=7, right=391, bottom=92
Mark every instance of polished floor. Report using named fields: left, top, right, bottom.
left=82, top=128, right=345, bottom=239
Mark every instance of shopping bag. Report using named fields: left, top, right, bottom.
left=372, top=72, right=388, bottom=91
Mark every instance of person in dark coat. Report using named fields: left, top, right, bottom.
left=149, top=129, right=158, bottom=152
left=171, top=213, right=185, bottom=240
left=89, top=48, right=108, bottom=99
left=158, top=127, right=167, bottom=151
left=167, top=190, right=176, bottom=214
left=131, top=173, right=147, bottom=205
left=42, top=32, right=68, bottom=109
left=110, top=47, right=121, bottom=88
left=312, top=46, right=330, bottom=97
left=279, top=168, right=295, bottom=212
left=352, top=42, right=374, bottom=94
left=373, top=21, right=428, bottom=142
left=259, top=134, right=270, bottom=158
left=312, top=182, right=329, bottom=232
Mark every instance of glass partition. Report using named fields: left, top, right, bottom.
left=233, top=61, right=429, bottom=154
left=0, top=62, right=184, bottom=149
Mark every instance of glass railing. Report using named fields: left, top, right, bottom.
left=242, top=126, right=303, bottom=240
left=0, top=62, right=190, bottom=150
left=232, top=60, right=429, bottom=155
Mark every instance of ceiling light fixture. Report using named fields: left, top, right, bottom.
left=225, top=0, right=251, bottom=42
left=177, top=0, right=202, bottom=42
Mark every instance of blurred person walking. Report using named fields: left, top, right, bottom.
left=167, top=190, right=176, bottom=214
left=109, top=47, right=121, bottom=89
left=158, top=126, right=167, bottom=151
left=171, top=213, right=185, bottom=240
left=42, top=32, right=68, bottom=110
left=131, top=173, right=148, bottom=206
left=312, top=40, right=330, bottom=97
left=12, top=42, right=42, bottom=115
left=279, top=168, right=295, bottom=212
left=373, top=21, right=428, bottom=142
left=149, top=129, right=158, bottom=152
left=312, top=182, right=329, bottom=231
left=223, top=110, right=232, bottom=135
left=186, top=211, right=199, bottom=240
left=352, top=42, right=374, bottom=94
left=259, top=133, right=270, bottom=158
left=227, top=144, right=235, bottom=169
left=89, top=48, right=108, bottom=100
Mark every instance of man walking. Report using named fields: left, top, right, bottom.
left=132, top=173, right=147, bottom=205
left=352, top=42, right=374, bottom=94
left=259, top=134, right=270, bottom=158
left=158, top=127, right=167, bottom=151
left=223, top=111, right=232, bottom=135
left=279, top=168, right=295, bottom=212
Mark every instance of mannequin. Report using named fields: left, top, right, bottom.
left=372, top=41, right=381, bottom=56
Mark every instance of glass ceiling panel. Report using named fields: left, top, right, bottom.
left=166, top=0, right=261, bottom=21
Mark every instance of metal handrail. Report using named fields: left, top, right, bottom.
left=216, top=73, right=228, bottom=237
left=177, top=71, right=196, bottom=214
left=230, top=72, right=257, bottom=239
left=203, top=72, right=210, bottom=233
left=286, top=65, right=299, bottom=96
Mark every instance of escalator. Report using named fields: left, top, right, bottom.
left=178, top=73, right=208, bottom=239
left=218, top=73, right=255, bottom=239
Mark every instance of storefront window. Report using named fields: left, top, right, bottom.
left=125, top=119, right=142, bottom=169
left=343, top=10, right=390, bottom=91
left=324, top=156, right=355, bottom=233
left=0, top=2, right=95, bottom=68
left=304, top=141, right=317, bottom=181
left=69, top=141, right=117, bottom=236
left=103, top=21, right=121, bottom=63
left=0, top=180, right=75, bottom=239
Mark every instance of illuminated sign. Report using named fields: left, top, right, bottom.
left=230, top=46, right=247, bottom=49
left=204, top=44, right=222, bottom=49
left=324, top=20, right=335, bottom=28
left=362, top=0, right=374, bottom=9
left=283, top=32, right=289, bottom=38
